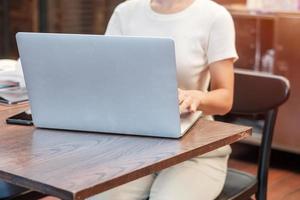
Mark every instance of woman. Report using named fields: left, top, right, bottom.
left=90, top=0, right=238, bottom=199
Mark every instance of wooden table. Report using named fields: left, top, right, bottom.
left=0, top=105, right=251, bottom=200
left=0, top=102, right=28, bottom=112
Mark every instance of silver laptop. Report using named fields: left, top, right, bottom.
left=16, top=32, right=201, bottom=138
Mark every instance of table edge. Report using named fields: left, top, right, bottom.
left=75, top=128, right=251, bottom=200
left=0, top=122, right=251, bottom=200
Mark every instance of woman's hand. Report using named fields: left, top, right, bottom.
left=178, top=89, right=205, bottom=114
left=178, top=58, right=234, bottom=116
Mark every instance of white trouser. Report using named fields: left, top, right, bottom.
left=88, top=154, right=229, bottom=200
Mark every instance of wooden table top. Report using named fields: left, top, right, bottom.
left=0, top=103, right=28, bottom=112
left=0, top=106, right=251, bottom=200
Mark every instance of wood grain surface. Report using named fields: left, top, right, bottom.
left=0, top=107, right=251, bottom=200
left=0, top=103, right=28, bottom=113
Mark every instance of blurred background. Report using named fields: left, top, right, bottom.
left=1, top=0, right=300, bottom=199
left=0, top=0, right=120, bottom=59
left=1, top=0, right=299, bottom=155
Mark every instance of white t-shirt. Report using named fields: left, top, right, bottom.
left=105, top=0, right=238, bottom=92
left=105, top=0, right=238, bottom=156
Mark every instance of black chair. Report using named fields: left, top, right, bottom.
left=0, top=181, right=27, bottom=199
left=0, top=181, right=46, bottom=200
left=216, top=69, right=290, bottom=200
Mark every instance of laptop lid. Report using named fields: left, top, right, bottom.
left=16, top=33, right=182, bottom=138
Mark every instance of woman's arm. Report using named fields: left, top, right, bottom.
left=179, top=58, right=234, bottom=116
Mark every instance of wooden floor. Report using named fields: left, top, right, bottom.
left=229, top=143, right=300, bottom=200
left=42, top=143, right=300, bottom=200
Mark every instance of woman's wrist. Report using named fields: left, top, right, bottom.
left=195, top=90, right=206, bottom=111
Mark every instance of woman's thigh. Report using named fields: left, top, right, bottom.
left=87, top=174, right=155, bottom=200
left=149, top=155, right=229, bottom=200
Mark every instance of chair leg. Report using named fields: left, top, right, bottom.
left=256, top=189, right=266, bottom=200
left=256, top=110, right=278, bottom=200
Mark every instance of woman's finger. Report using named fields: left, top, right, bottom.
left=178, top=89, right=185, bottom=104
left=189, top=102, right=198, bottom=112
left=179, top=97, right=192, bottom=113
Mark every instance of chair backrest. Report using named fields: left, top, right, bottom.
left=232, top=69, right=290, bottom=200
left=232, top=69, right=290, bottom=114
